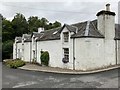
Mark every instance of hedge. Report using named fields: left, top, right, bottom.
left=5, top=59, right=26, bottom=69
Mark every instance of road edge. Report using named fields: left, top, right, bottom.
left=19, top=65, right=120, bottom=75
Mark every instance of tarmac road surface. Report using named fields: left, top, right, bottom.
left=2, top=63, right=120, bottom=88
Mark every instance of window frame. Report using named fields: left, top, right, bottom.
left=63, top=32, right=69, bottom=42
left=63, top=48, right=69, bottom=62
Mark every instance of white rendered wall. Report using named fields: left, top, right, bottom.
left=31, top=36, right=37, bottom=61
left=60, top=27, right=74, bottom=70
left=117, top=40, right=120, bottom=64
left=98, top=15, right=115, bottom=39
left=23, top=42, right=31, bottom=62
left=16, top=43, right=22, bottom=59
left=36, top=40, right=63, bottom=68
left=36, top=27, right=75, bottom=69
left=96, top=13, right=116, bottom=69
left=13, top=43, right=16, bottom=59
left=104, top=39, right=116, bottom=66
left=74, top=38, right=116, bottom=70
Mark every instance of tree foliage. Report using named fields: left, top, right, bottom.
left=2, top=40, right=13, bottom=59
left=12, top=13, right=29, bottom=37
left=28, top=16, right=41, bottom=33
left=2, top=18, right=14, bottom=42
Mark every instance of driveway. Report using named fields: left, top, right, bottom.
left=2, top=63, right=120, bottom=88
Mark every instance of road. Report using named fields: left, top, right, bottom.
left=2, top=63, right=120, bottom=88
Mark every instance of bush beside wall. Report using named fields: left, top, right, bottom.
left=40, top=51, right=49, bottom=66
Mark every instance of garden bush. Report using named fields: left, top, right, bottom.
left=5, top=59, right=26, bottom=69
left=40, top=51, right=49, bottom=66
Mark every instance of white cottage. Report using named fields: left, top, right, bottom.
left=13, top=34, right=32, bottom=62
left=13, top=4, right=120, bottom=70
left=13, top=37, right=22, bottom=59
left=21, top=34, right=32, bottom=62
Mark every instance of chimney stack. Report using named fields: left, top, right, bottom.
left=106, top=4, right=110, bottom=11
left=96, top=4, right=115, bottom=39
left=38, top=27, right=44, bottom=33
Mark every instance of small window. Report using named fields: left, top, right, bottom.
left=62, top=48, right=69, bottom=63
left=63, top=32, right=69, bottom=42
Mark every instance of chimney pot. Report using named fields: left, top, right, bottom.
left=106, top=4, right=110, bottom=11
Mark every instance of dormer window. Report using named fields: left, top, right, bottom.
left=63, top=32, right=69, bottom=42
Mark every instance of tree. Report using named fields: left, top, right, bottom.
left=45, top=23, right=53, bottom=30
left=2, top=18, right=14, bottom=42
left=40, top=17, right=49, bottom=29
left=45, top=21, right=61, bottom=30
left=2, top=40, right=13, bottom=59
left=12, top=13, right=28, bottom=37
left=0, top=14, right=3, bottom=37
left=28, top=16, right=41, bottom=33
left=52, top=21, right=61, bottom=28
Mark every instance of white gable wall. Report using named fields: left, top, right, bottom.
left=60, top=27, right=74, bottom=70
left=23, top=42, right=32, bottom=62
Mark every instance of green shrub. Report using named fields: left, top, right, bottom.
left=5, top=59, right=26, bottom=69
left=40, top=51, right=49, bottom=66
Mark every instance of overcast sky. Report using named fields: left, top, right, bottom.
left=0, top=0, right=119, bottom=24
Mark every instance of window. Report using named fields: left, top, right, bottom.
left=63, top=32, right=69, bottom=42
left=62, top=48, right=69, bottom=63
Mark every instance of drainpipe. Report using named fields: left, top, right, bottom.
left=30, top=42, right=32, bottom=63
left=115, top=40, right=118, bottom=65
left=73, top=38, right=75, bottom=70
left=16, top=42, right=17, bottom=59
left=35, top=40, right=37, bottom=62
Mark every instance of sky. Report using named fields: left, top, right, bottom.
left=0, top=0, right=120, bottom=24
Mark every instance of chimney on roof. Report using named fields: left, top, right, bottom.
left=38, top=27, right=44, bottom=33
left=106, top=4, right=110, bottom=11
left=96, top=4, right=115, bottom=39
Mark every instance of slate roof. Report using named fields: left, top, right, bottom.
left=61, top=24, right=77, bottom=33
left=36, top=27, right=62, bottom=41
left=71, top=20, right=104, bottom=38
left=23, top=34, right=32, bottom=42
left=17, top=19, right=119, bottom=42
left=36, top=20, right=104, bottom=41
left=31, top=32, right=44, bottom=38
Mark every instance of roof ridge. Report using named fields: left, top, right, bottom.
left=84, top=21, right=90, bottom=36
left=45, top=26, right=62, bottom=32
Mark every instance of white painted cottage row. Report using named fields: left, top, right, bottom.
left=13, top=4, right=120, bottom=70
